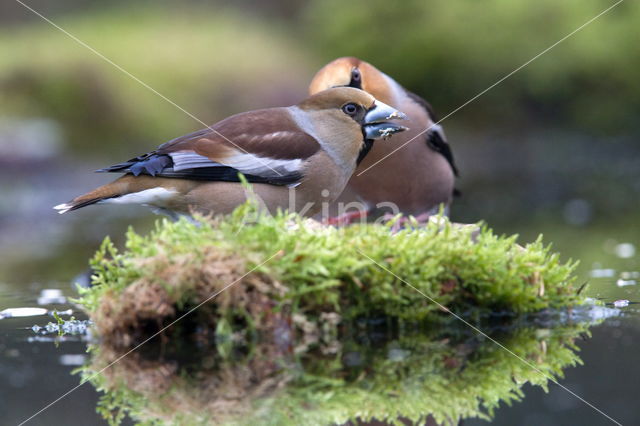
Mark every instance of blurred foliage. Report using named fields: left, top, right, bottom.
left=1, top=0, right=639, bottom=227
left=4, top=0, right=638, bottom=161
left=0, top=4, right=312, bottom=159
left=306, top=0, right=640, bottom=135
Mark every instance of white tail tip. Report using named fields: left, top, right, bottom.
left=53, top=203, right=73, bottom=214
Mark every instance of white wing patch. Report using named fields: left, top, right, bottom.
left=222, top=152, right=302, bottom=177
left=170, top=151, right=225, bottom=170
left=101, top=187, right=179, bottom=206
left=169, top=151, right=302, bottom=178
left=234, top=131, right=295, bottom=142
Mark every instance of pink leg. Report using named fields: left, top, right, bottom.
left=324, top=209, right=370, bottom=226
left=413, top=212, right=432, bottom=224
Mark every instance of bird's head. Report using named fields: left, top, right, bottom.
left=308, top=57, right=395, bottom=106
left=298, top=86, right=407, bottom=142
left=296, top=87, right=407, bottom=167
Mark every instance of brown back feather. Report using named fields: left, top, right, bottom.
left=157, top=108, right=321, bottom=162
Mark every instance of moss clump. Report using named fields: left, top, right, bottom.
left=75, top=202, right=594, bottom=424
left=78, top=202, right=583, bottom=349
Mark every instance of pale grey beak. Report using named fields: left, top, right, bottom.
left=364, top=100, right=408, bottom=140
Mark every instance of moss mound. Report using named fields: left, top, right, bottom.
left=74, top=202, right=595, bottom=425
left=78, top=202, right=583, bottom=349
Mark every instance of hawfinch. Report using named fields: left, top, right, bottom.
left=309, top=57, right=458, bottom=217
left=54, top=87, right=407, bottom=218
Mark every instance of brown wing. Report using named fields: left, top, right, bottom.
left=193, top=108, right=320, bottom=159
left=98, top=108, right=321, bottom=185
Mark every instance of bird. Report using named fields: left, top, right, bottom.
left=54, top=87, right=408, bottom=219
left=309, top=57, right=458, bottom=221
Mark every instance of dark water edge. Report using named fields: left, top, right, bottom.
left=0, top=286, right=103, bottom=426
left=467, top=317, right=640, bottom=426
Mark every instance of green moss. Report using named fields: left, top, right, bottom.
left=78, top=201, right=583, bottom=328
left=73, top=202, right=597, bottom=424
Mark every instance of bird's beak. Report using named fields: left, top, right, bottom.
left=364, top=101, right=408, bottom=140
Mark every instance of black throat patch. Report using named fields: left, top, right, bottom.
left=356, top=139, right=374, bottom=165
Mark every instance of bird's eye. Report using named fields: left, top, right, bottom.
left=342, top=103, right=359, bottom=116
left=351, top=68, right=361, bottom=82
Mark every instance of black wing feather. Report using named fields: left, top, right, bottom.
left=426, top=129, right=459, bottom=177
left=96, top=152, right=300, bottom=186
left=95, top=151, right=164, bottom=175
left=405, top=90, right=459, bottom=177
left=153, top=166, right=302, bottom=185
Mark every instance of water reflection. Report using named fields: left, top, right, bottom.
left=80, top=309, right=611, bottom=425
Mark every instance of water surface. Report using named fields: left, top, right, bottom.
left=1, top=198, right=639, bottom=425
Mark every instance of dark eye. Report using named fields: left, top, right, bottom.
left=351, top=68, right=361, bottom=82
left=342, top=103, right=359, bottom=116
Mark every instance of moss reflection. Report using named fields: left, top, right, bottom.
left=81, top=313, right=594, bottom=425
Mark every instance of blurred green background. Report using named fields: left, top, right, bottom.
left=0, top=0, right=639, bottom=281
left=2, top=2, right=640, bottom=425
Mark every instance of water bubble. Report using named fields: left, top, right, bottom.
left=620, top=271, right=640, bottom=279
left=582, top=305, right=621, bottom=321
left=0, top=307, right=48, bottom=318
left=37, top=289, right=66, bottom=305
left=615, top=243, right=635, bottom=259
left=30, top=319, right=93, bottom=336
left=59, top=354, right=86, bottom=366
left=589, top=268, right=615, bottom=278
left=613, top=299, right=630, bottom=308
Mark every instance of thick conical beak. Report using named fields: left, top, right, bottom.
left=364, top=101, right=408, bottom=140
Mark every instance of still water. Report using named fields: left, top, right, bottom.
left=1, top=197, right=639, bottom=425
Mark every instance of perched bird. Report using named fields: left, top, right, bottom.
left=54, top=87, right=407, bottom=218
left=309, top=57, right=458, bottom=219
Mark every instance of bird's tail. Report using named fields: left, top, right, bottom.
left=54, top=175, right=144, bottom=214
